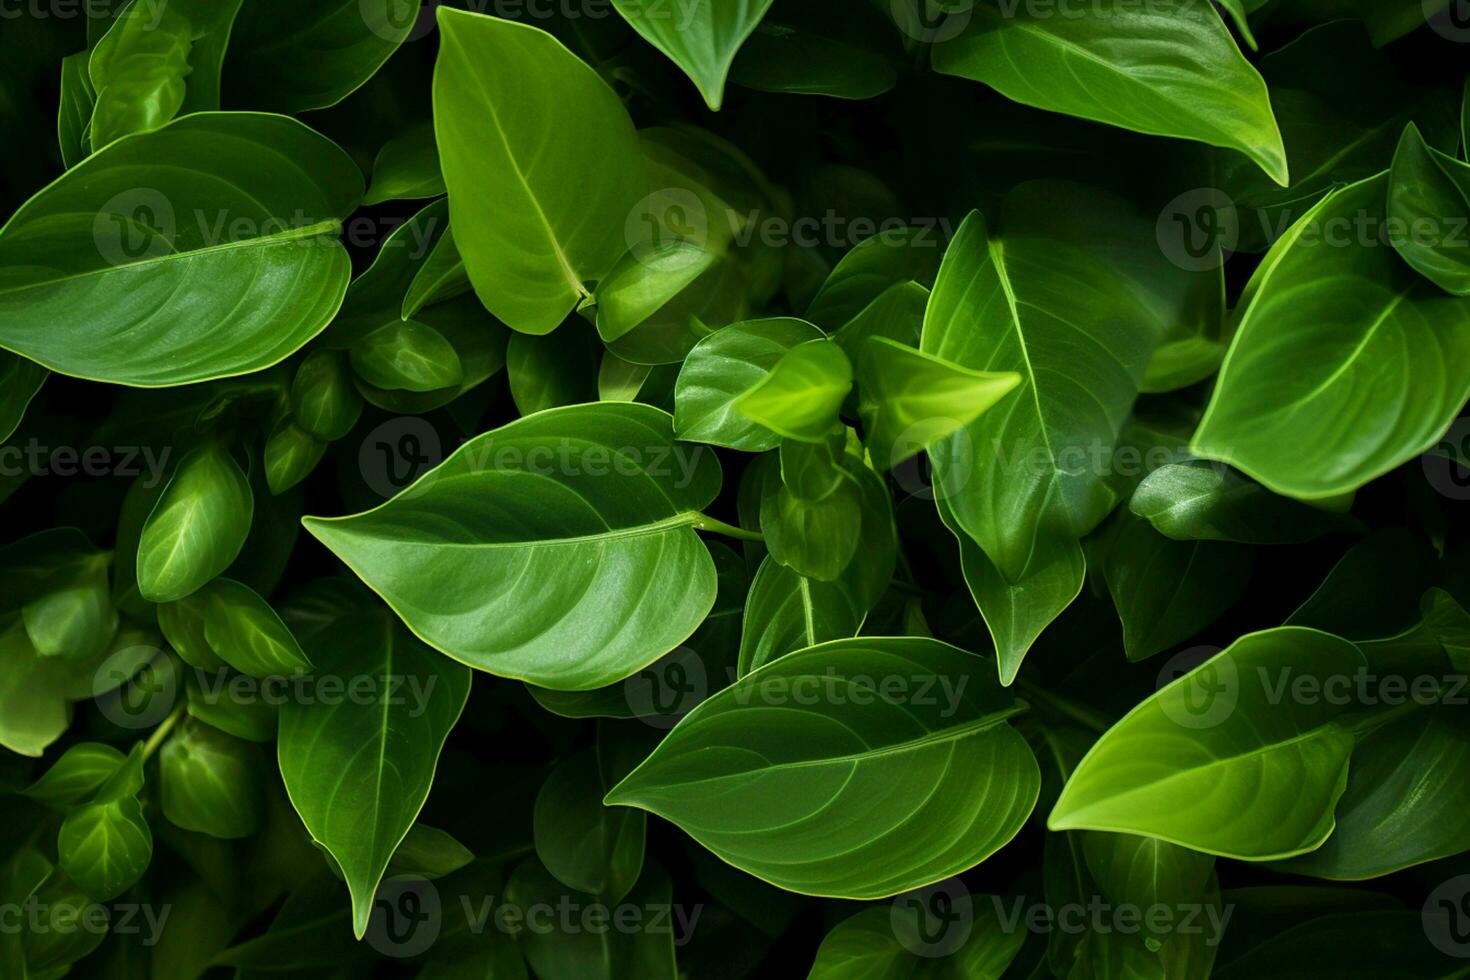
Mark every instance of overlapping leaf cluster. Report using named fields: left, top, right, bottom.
left=2, top=1, right=1469, bottom=978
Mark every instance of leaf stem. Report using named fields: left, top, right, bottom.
left=141, top=701, right=186, bottom=761
left=691, top=514, right=764, bottom=543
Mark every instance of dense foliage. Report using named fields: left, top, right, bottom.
left=2, top=1, right=1470, bottom=977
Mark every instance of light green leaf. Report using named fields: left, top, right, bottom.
left=199, top=578, right=312, bottom=678
left=434, top=9, right=647, bottom=333
left=402, top=225, right=470, bottom=320
left=921, top=193, right=1162, bottom=581
left=0, top=112, right=360, bottom=387
left=735, top=340, right=852, bottom=443
left=611, top=0, right=774, bottom=109
left=278, top=604, right=471, bottom=939
left=857, top=336, right=1020, bottom=471
left=350, top=319, right=464, bottom=393
left=137, top=444, right=254, bottom=603
left=87, top=0, right=242, bottom=149
left=22, top=551, right=116, bottom=661
left=675, top=317, right=826, bottom=450
left=933, top=0, right=1287, bottom=184
left=304, top=403, right=726, bottom=691
left=606, top=637, right=1039, bottom=898
left=1050, top=627, right=1365, bottom=859
left=941, top=497, right=1085, bottom=687
left=159, top=717, right=265, bottom=839
left=1191, top=174, right=1470, bottom=498
left=805, top=226, right=943, bottom=333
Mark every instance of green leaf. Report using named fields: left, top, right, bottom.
left=1215, top=910, right=1468, bottom=980
left=402, top=225, right=471, bottom=320
left=1130, top=460, right=1359, bottom=544
left=22, top=550, right=116, bottom=661
left=58, top=795, right=152, bottom=901
left=505, top=325, right=601, bottom=416
left=504, top=857, right=677, bottom=980
left=1388, top=122, right=1470, bottom=295
left=434, top=9, right=647, bottom=333
left=350, top=319, right=464, bottom=392
left=159, top=717, right=265, bottom=839
left=1082, top=832, right=1215, bottom=945
left=225, top=0, right=416, bottom=113
left=137, top=443, right=254, bottom=603
left=23, top=743, right=127, bottom=808
left=1098, top=511, right=1254, bottom=662
left=921, top=194, right=1162, bottom=581
left=1191, top=174, right=1470, bottom=499
left=278, top=606, right=471, bottom=939
left=198, top=578, right=313, bottom=678
left=533, top=747, right=646, bottom=902
left=1276, top=703, right=1470, bottom=880
left=933, top=0, right=1287, bottom=185
left=857, top=337, right=1020, bottom=471
left=735, top=340, right=852, bottom=443
left=0, top=621, right=77, bottom=757
left=740, top=454, right=895, bottom=674
left=184, top=669, right=278, bottom=743
left=606, top=637, right=1039, bottom=897
left=290, top=349, right=362, bottom=442
left=0, top=112, right=360, bottom=386
left=808, top=893, right=1027, bottom=978
left=1050, top=627, right=1365, bottom=859
left=57, top=51, right=95, bottom=168
left=675, top=317, right=827, bottom=450
left=805, top=227, right=943, bottom=333
left=364, top=121, right=444, bottom=206
left=729, top=0, right=901, bottom=102
left=611, top=0, right=774, bottom=109
left=941, top=499, right=1085, bottom=687
left=87, top=0, right=243, bottom=149
left=0, top=353, right=46, bottom=444
left=304, top=403, right=724, bottom=690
